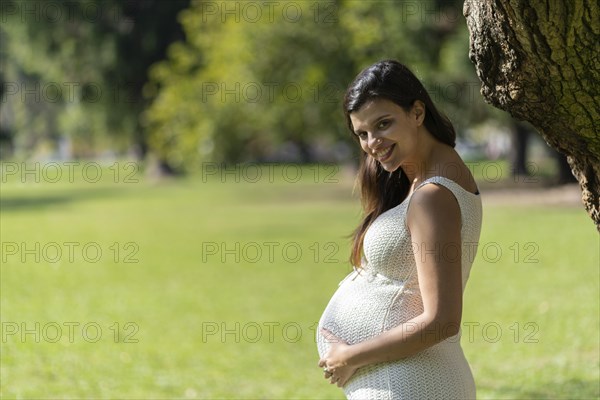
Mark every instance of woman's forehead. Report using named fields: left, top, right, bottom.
left=350, top=99, right=402, bottom=125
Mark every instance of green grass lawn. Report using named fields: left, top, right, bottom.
left=1, top=162, right=598, bottom=399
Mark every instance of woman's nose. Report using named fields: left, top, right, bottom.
left=367, top=133, right=381, bottom=149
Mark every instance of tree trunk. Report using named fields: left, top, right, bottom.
left=511, top=121, right=530, bottom=177
left=463, top=0, right=600, bottom=230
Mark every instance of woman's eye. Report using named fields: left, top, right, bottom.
left=356, top=132, right=367, bottom=139
left=378, top=120, right=390, bottom=129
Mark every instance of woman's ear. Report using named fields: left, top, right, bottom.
left=412, top=100, right=426, bottom=126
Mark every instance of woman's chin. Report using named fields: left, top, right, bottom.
left=380, top=161, right=400, bottom=173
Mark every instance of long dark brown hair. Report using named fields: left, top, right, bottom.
left=344, top=60, right=457, bottom=268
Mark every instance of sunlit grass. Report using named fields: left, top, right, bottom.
left=1, top=162, right=598, bottom=399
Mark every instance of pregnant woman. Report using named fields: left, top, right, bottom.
left=317, top=60, right=482, bottom=399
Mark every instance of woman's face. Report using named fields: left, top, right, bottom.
left=349, top=98, right=425, bottom=172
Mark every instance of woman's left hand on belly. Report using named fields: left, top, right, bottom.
left=317, top=328, right=359, bottom=387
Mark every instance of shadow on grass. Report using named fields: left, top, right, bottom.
left=484, top=378, right=599, bottom=399
left=0, top=187, right=127, bottom=213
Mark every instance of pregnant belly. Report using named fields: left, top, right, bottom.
left=316, top=270, right=422, bottom=358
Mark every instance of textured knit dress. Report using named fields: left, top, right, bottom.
left=317, top=176, right=482, bottom=400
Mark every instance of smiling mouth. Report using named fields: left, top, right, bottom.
left=373, top=144, right=395, bottom=161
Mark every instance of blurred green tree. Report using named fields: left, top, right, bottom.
left=1, top=0, right=189, bottom=159
left=144, top=0, right=352, bottom=170
left=2, top=0, right=501, bottom=170
left=145, top=0, right=496, bottom=172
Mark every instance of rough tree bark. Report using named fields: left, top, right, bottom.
left=463, top=0, right=600, bottom=230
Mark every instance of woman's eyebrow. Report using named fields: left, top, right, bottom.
left=370, top=114, right=392, bottom=125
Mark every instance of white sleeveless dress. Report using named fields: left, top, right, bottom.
left=316, top=176, right=482, bottom=400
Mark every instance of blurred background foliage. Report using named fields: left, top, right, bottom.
left=143, top=0, right=496, bottom=171
left=1, top=0, right=570, bottom=179
left=1, top=0, right=189, bottom=160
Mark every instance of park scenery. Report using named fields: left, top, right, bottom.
left=1, top=1, right=598, bottom=399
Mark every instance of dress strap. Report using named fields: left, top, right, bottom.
left=415, top=176, right=479, bottom=196
left=415, top=176, right=453, bottom=191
